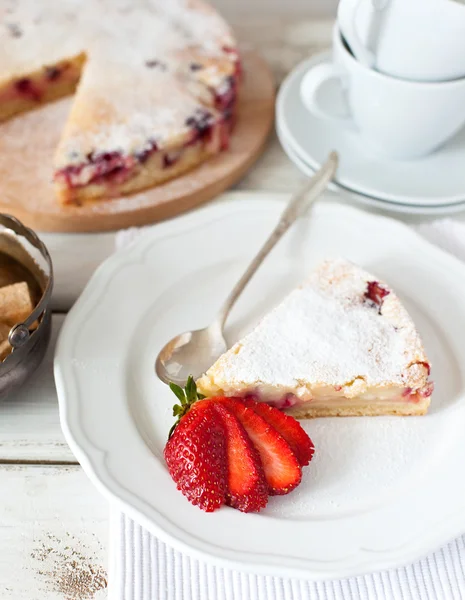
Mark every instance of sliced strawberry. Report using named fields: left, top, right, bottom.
left=220, top=399, right=302, bottom=495
left=164, top=403, right=227, bottom=512
left=212, top=403, right=268, bottom=512
left=243, top=398, right=315, bottom=466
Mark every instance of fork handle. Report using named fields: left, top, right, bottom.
left=215, top=151, right=339, bottom=328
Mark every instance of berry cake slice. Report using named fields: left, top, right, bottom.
left=197, top=259, right=434, bottom=418
left=0, top=0, right=240, bottom=205
left=53, top=56, right=232, bottom=204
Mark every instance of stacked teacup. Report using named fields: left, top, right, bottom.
left=300, top=0, right=465, bottom=159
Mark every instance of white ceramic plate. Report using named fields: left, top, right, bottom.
left=55, top=199, right=465, bottom=580
left=278, top=128, right=465, bottom=216
left=277, top=52, right=465, bottom=207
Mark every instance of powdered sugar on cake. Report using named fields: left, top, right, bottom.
left=54, top=58, right=218, bottom=166
left=199, top=259, right=430, bottom=393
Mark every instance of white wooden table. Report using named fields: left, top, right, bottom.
left=1, top=18, right=464, bottom=599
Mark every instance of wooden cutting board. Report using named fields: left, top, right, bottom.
left=0, top=52, right=274, bottom=233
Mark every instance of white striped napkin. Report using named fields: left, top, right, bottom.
left=108, top=509, right=465, bottom=600
left=110, top=210, right=465, bottom=600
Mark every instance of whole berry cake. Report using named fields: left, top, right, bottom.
left=0, top=0, right=240, bottom=205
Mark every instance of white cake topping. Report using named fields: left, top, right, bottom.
left=0, top=0, right=238, bottom=163
left=198, top=259, right=430, bottom=395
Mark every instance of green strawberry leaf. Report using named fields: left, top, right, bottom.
left=185, top=376, right=197, bottom=403
left=169, top=382, right=186, bottom=405
left=167, top=375, right=207, bottom=439
left=172, top=404, right=183, bottom=416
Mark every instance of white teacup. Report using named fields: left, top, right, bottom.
left=338, top=0, right=465, bottom=82
left=300, top=27, right=465, bottom=159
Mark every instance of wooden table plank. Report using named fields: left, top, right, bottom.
left=0, top=465, right=107, bottom=600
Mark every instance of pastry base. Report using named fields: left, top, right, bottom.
left=285, top=397, right=431, bottom=418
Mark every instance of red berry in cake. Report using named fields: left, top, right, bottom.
left=418, top=361, right=431, bottom=376
left=145, top=59, right=167, bottom=71
left=365, top=281, right=390, bottom=308
left=215, top=75, right=236, bottom=112
left=57, top=151, right=137, bottom=188
left=419, top=381, right=434, bottom=398
left=219, top=399, right=302, bottom=495
left=211, top=403, right=268, bottom=512
left=45, top=66, right=61, bottom=81
left=243, top=398, right=315, bottom=467
left=135, top=140, right=158, bottom=164
left=164, top=400, right=227, bottom=513
left=15, top=77, right=41, bottom=101
left=185, top=109, right=214, bottom=141
left=163, top=152, right=180, bottom=169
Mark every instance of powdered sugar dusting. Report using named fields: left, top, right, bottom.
left=200, top=259, right=429, bottom=390
left=56, top=59, right=213, bottom=163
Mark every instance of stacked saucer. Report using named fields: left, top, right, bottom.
left=277, top=51, right=465, bottom=215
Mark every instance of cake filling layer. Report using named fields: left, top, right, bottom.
left=198, top=380, right=434, bottom=408
left=0, top=54, right=86, bottom=122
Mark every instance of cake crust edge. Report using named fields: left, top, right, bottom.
left=284, top=398, right=431, bottom=419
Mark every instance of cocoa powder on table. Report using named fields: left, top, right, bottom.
left=31, top=532, right=107, bottom=600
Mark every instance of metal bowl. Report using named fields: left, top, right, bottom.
left=0, top=215, right=53, bottom=399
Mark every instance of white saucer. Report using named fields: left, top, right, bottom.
left=55, top=199, right=465, bottom=580
left=278, top=127, right=465, bottom=216
left=277, top=52, right=465, bottom=207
